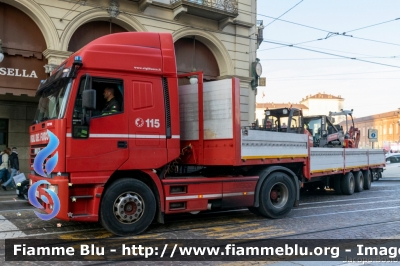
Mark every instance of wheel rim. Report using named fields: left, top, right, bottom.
left=113, top=192, right=144, bottom=224
left=269, top=182, right=289, bottom=208
left=359, top=174, right=364, bottom=187
left=350, top=176, right=355, bottom=191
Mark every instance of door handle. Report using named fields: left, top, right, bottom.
left=117, top=141, right=128, bottom=148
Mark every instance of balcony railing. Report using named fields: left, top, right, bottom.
left=171, top=0, right=238, bottom=21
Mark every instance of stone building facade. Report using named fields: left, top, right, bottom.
left=300, top=93, right=344, bottom=117
left=0, top=0, right=262, bottom=174
left=352, top=110, right=400, bottom=150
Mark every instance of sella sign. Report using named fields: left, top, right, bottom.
left=0, top=67, right=38, bottom=78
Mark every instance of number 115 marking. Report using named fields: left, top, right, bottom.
left=146, top=119, right=160, bottom=128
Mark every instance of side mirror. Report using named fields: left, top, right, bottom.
left=386, top=160, right=391, bottom=164
left=82, top=90, right=96, bottom=110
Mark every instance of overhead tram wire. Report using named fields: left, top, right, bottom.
left=255, top=14, right=400, bottom=50
left=263, top=0, right=304, bottom=28
left=261, top=70, right=400, bottom=80
left=261, top=38, right=384, bottom=57
left=261, top=55, right=400, bottom=61
left=262, top=40, right=400, bottom=69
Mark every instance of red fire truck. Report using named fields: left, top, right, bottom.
left=29, top=32, right=385, bottom=236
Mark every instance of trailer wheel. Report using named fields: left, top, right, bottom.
left=362, top=170, right=372, bottom=190
left=100, top=178, right=156, bottom=236
left=258, top=172, right=295, bottom=219
left=341, top=172, right=355, bottom=195
left=333, top=175, right=343, bottom=195
left=354, top=171, right=364, bottom=193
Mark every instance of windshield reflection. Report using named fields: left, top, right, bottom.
left=34, top=79, right=71, bottom=123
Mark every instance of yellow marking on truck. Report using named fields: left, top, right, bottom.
left=311, top=168, right=343, bottom=173
left=242, top=154, right=308, bottom=160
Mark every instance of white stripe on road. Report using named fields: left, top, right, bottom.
left=0, top=215, right=26, bottom=238
left=295, top=198, right=400, bottom=210
left=300, top=195, right=397, bottom=206
left=294, top=206, right=400, bottom=218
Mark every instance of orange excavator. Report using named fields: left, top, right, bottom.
left=329, top=109, right=360, bottom=148
left=303, top=109, right=360, bottom=148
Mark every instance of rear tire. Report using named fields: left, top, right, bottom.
left=341, top=172, right=355, bottom=195
left=258, top=172, right=296, bottom=219
left=362, top=170, right=372, bottom=190
left=100, top=178, right=156, bottom=236
left=354, top=171, right=364, bottom=192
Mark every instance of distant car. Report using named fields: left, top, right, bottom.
left=383, top=153, right=400, bottom=178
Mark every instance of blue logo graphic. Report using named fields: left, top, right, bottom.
left=29, top=129, right=61, bottom=220
left=28, top=180, right=61, bottom=220
left=33, top=130, right=59, bottom=178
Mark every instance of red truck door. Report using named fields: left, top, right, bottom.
left=66, top=75, right=129, bottom=183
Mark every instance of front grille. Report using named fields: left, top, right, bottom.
left=30, top=144, right=47, bottom=170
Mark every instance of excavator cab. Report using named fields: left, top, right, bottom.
left=252, top=107, right=304, bottom=134
left=303, top=115, right=344, bottom=147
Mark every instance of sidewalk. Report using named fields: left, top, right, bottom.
left=0, top=187, right=22, bottom=197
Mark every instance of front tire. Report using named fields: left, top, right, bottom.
left=258, top=172, right=296, bottom=219
left=100, top=178, right=156, bottom=236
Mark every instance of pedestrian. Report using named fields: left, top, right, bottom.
left=0, top=147, right=11, bottom=190
left=2, top=147, right=19, bottom=189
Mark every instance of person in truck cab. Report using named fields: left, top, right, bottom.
left=102, top=87, right=121, bottom=115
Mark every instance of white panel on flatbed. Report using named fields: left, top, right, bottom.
left=241, top=130, right=308, bottom=159
left=310, top=148, right=344, bottom=173
left=203, top=79, right=233, bottom=140
left=179, top=84, right=199, bottom=140
left=178, top=79, right=233, bottom=141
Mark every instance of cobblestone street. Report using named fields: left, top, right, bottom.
left=1, top=177, right=400, bottom=265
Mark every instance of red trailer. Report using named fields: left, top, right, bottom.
left=28, top=32, right=385, bottom=236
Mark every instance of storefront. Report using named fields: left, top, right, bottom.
left=0, top=3, right=48, bottom=172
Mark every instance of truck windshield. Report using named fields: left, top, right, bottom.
left=33, top=78, right=72, bottom=123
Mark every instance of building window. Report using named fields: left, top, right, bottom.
left=0, top=119, right=8, bottom=151
left=362, top=127, right=365, bottom=137
left=389, top=124, right=393, bottom=135
left=383, top=125, right=387, bottom=135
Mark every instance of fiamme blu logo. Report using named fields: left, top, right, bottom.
left=28, top=129, right=61, bottom=221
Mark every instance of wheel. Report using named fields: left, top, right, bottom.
left=353, top=171, right=364, bottom=193
left=362, top=170, right=372, bottom=190
left=100, top=178, right=156, bottom=236
left=372, top=171, right=382, bottom=181
left=258, top=172, right=296, bottom=219
left=341, top=172, right=355, bottom=195
left=333, top=175, right=343, bottom=195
